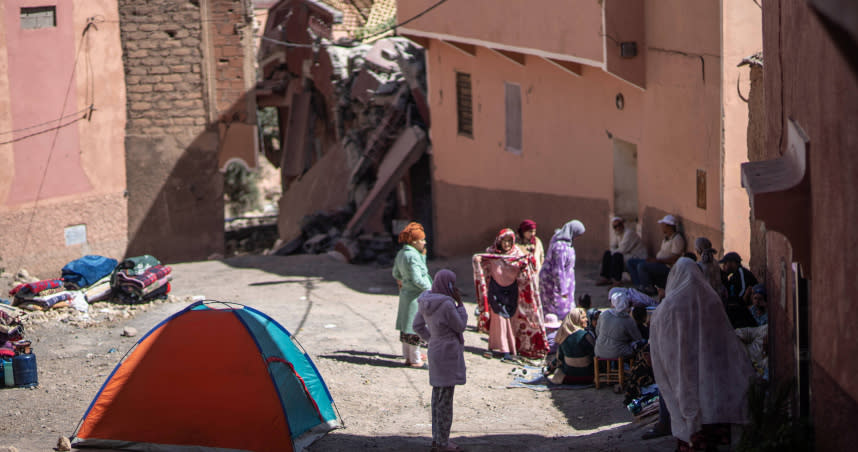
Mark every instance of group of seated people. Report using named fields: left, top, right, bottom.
left=596, top=214, right=768, bottom=329
left=543, top=289, right=652, bottom=386
left=539, top=213, right=771, bottom=449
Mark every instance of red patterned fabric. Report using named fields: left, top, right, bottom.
left=9, top=279, right=62, bottom=296
left=473, top=229, right=548, bottom=359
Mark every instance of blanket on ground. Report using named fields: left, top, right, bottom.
left=62, top=255, right=118, bottom=289
left=506, top=366, right=594, bottom=391
left=9, top=279, right=63, bottom=297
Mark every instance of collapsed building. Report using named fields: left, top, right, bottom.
left=256, top=0, right=432, bottom=264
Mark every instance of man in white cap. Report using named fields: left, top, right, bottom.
left=627, top=214, right=686, bottom=294
left=596, top=216, right=647, bottom=286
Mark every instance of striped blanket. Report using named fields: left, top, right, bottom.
left=9, top=279, right=63, bottom=297
left=16, top=291, right=76, bottom=310
left=113, top=265, right=172, bottom=303
left=83, top=275, right=112, bottom=303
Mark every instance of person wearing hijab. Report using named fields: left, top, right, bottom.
left=473, top=228, right=548, bottom=359
left=515, top=220, right=545, bottom=272
left=608, top=286, right=658, bottom=309
left=545, top=307, right=595, bottom=384
left=594, top=290, right=643, bottom=359
left=413, top=270, right=467, bottom=452
left=539, top=220, right=586, bottom=321
left=393, top=222, right=433, bottom=368
left=694, top=237, right=728, bottom=301
left=650, top=258, right=756, bottom=450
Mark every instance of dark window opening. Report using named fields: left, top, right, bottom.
left=455, top=72, right=473, bottom=137
left=504, top=82, right=522, bottom=152
left=21, top=6, right=56, bottom=30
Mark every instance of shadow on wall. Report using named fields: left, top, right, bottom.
left=124, top=128, right=224, bottom=264
left=124, top=88, right=260, bottom=264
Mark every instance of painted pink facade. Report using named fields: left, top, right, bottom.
left=398, top=0, right=760, bottom=261
left=0, top=0, right=128, bottom=276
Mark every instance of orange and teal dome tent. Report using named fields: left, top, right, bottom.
left=71, top=301, right=342, bottom=451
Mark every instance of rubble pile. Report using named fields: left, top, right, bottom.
left=225, top=214, right=280, bottom=257
left=268, top=36, right=429, bottom=264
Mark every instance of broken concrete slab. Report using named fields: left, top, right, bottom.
left=344, top=126, right=428, bottom=237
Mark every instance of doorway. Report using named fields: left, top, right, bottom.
left=612, top=138, right=639, bottom=224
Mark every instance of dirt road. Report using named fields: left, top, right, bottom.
left=1, top=254, right=674, bottom=451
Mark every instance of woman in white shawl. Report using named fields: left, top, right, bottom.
left=650, top=257, right=755, bottom=450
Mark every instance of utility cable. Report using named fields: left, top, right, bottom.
left=10, top=17, right=97, bottom=275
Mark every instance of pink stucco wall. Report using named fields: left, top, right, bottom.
left=416, top=0, right=730, bottom=259
left=4, top=0, right=90, bottom=203
left=722, top=0, right=761, bottom=261
left=0, top=0, right=127, bottom=277
left=399, top=0, right=604, bottom=66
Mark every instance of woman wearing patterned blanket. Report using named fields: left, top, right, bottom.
left=473, top=228, right=548, bottom=360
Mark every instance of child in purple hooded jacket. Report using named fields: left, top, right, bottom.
left=413, top=269, right=467, bottom=452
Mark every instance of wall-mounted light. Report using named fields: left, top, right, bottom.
left=615, top=93, right=624, bottom=110
left=620, top=42, right=637, bottom=58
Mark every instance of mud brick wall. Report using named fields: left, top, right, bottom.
left=119, top=0, right=228, bottom=262
left=209, top=0, right=254, bottom=123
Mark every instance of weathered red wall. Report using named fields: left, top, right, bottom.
left=763, top=1, right=858, bottom=448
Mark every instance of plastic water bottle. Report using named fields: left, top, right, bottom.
left=627, top=393, right=659, bottom=415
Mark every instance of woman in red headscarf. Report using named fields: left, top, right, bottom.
left=473, top=228, right=549, bottom=360
left=516, top=220, right=545, bottom=273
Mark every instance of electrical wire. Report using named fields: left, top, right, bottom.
left=359, top=0, right=448, bottom=41
left=0, top=110, right=92, bottom=146
left=10, top=17, right=98, bottom=274
left=261, top=0, right=450, bottom=48
left=0, top=106, right=92, bottom=137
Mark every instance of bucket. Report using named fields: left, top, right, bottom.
left=1, top=359, right=14, bottom=387
left=12, top=353, right=37, bottom=388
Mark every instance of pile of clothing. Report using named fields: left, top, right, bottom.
left=9, top=279, right=76, bottom=311
left=110, top=255, right=172, bottom=304
left=0, top=304, right=26, bottom=350
left=7, top=254, right=172, bottom=312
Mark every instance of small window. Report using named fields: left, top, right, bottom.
left=21, top=6, right=56, bottom=29
left=455, top=72, right=473, bottom=137
left=505, top=82, right=522, bottom=152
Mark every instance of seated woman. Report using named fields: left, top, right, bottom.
left=595, top=291, right=643, bottom=359
left=546, top=308, right=594, bottom=384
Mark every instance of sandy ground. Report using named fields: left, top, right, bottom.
left=0, top=254, right=674, bottom=451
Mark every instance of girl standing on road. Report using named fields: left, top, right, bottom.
left=539, top=220, right=586, bottom=321
left=473, top=228, right=548, bottom=360
left=413, top=269, right=467, bottom=452
left=393, top=222, right=433, bottom=368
